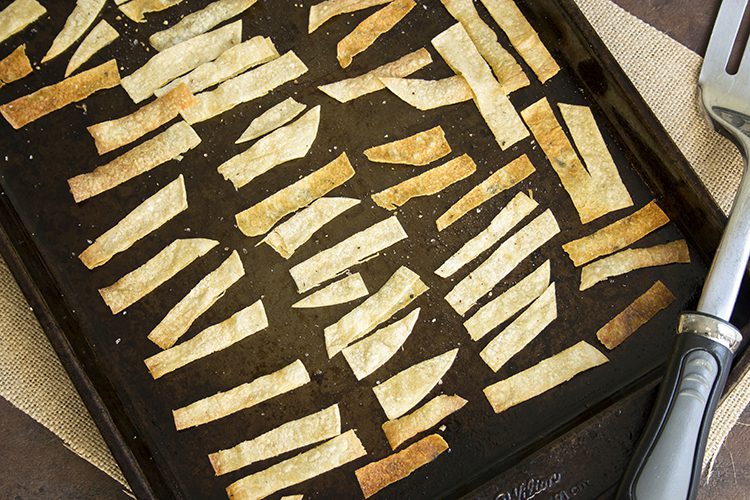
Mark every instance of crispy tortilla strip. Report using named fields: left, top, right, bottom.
left=209, top=404, right=341, bottom=475
left=382, top=394, right=467, bottom=450
left=226, top=430, right=366, bottom=500
left=432, top=23, right=528, bottom=150
left=444, top=209, right=559, bottom=315
left=0, top=45, right=32, bottom=88
left=236, top=97, right=306, bottom=144
left=65, top=20, right=119, bottom=77
left=292, top=272, right=368, bottom=308
left=436, top=191, right=538, bottom=278
left=319, top=48, right=432, bottom=103
left=380, top=75, right=472, bottom=110
left=374, top=349, right=458, bottom=420
left=119, top=0, right=184, bottom=23
left=42, top=0, right=106, bottom=63
left=68, top=121, right=201, bottom=203
left=0, top=0, right=46, bottom=44
left=235, top=151, right=354, bottom=237
left=145, top=300, right=267, bottom=379
left=364, top=126, right=451, bottom=166
left=280, top=496, right=303, bottom=500
left=148, top=250, right=245, bottom=349
left=309, top=0, right=391, bottom=33
left=325, top=266, right=427, bottom=358
left=290, top=216, right=408, bottom=293
left=174, top=359, right=309, bottom=430
left=98, top=238, right=217, bottom=314
left=1, top=59, right=120, bottom=130
left=264, top=197, right=360, bottom=259
left=484, top=341, right=608, bottom=413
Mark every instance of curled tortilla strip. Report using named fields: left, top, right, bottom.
left=432, top=23, right=528, bottom=150
left=364, top=126, right=451, bottom=166
left=484, top=341, right=608, bottom=414
left=380, top=75, right=471, bottom=110
left=382, top=394, right=467, bottom=450
left=445, top=209, right=559, bottom=316
left=209, top=404, right=341, bottom=475
left=235, top=151, right=354, bottom=237
left=145, top=300, right=267, bottom=379
left=436, top=154, right=535, bottom=231
left=0, top=45, right=32, bottom=88
left=65, top=20, right=119, bottom=77
left=236, top=97, right=306, bottom=144
left=1, top=59, right=120, bottom=130
left=324, top=266, right=427, bottom=358
left=309, top=0, right=391, bottom=33
left=292, top=272, right=368, bottom=308
left=0, top=0, right=46, bottom=44
left=226, top=430, right=366, bottom=500
left=68, top=121, right=201, bottom=203
left=148, top=250, right=245, bottom=349
left=174, top=359, right=309, bottom=430
left=98, top=238, right=218, bottom=314
left=374, top=349, right=458, bottom=420
left=42, top=0, right=106, bottom=63
left=119, top=0, right=184, bottom=23
left=289, top=216, right=407, bottom=293
left=264, top=197, right=360, bottom=259
left=319, top=48, right=432, bottom=103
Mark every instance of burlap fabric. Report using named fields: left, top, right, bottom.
left=0, top=0, right=744, bottom=492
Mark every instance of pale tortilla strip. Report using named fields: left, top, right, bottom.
left=580, top=240, right=690, bottom=291
left=373, top=349, right=458, bottom=420
left=372, top=154, right=476, bottom=211
left=382, top=394, right=467, bottom=450
left=280, top=496, right=303, bottom=500
left=480, top=283, right=557, bottom=372
left=484, top=341, right=608, bottom=414
left=0, top=0, right=46, bottom=44
left=209, top=404, right=341, bottom=475
left=65, top=20, right=119, bottom=77
left=98, top=238, right=218, bottom=314
left=436, top=154, right=535, bottom=231
left=444, top=209, right=560, bottom=315
left=292, top=272, right=368, bottom=308
left=174, top=359, right=310, bottom=430
left=145, top=300, right=267, bottom=379
left=289, top=216, right=407, bottom=293
left=236, top=97, right=306, bottom=144
left=68, top=121, right=201, bottom=203
left=0, top=45, right=32, bottom=88
left=264, top=197, right=360, bottom=259
left=324, top=266, right=427, bottom=358
left=235, top=151, right=354, bottom=237
left=319, top=48, right=432, bottom=103
left=436, top=191, right=538, bottom=278
left=226, top=430, right=366, bottom=500
left=119, top=0, right=184, bottom=23
left=343, top=308, right=420, bottom=380
left=42, top=0, right=106, bottom=63
left=182, top=50, right=308, bottom=124
left=364, top=125, right=451, bottom=166
left=148, top=250, right=246, bottom=349
left=1, top=59, right=120, bottom=130
left=464, top=260, right=550, bottom=341
left=380, top=75, right=472, bottom=110
left=309, top=0, right=391, bottom=33
left=432, top=23, right=528, bottom=150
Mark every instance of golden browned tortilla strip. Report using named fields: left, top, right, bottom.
left=484, top=341, right=608, bottom=414
left=65, top=20, right=119, bottom=77
left=226, top=430, right=366, bottom=500
left=174, top=359, right=310, bottom=430
left=148, top=250, right=245, bottom=349
left=236, top=97, right=306, bottom=144
left=68, top=121, right=201, bottom=203
left=309, top=0, right=391, bottom=33
left=579, top=240, right=690, bottom=291
left=42, top=0, right=106, bottom=63
left=382, top=395, right=467, bottom=450
left=380, top=75, right=472, bottom=110
left=0, top=59, right=120, bottom=130
left=98, top=238, right=218, bottom=314
left=0, top=45, right=32, bottom=88
left=235, top=152, right=355, bottom=237
left=293, top=273, right=368, bottom=308
left=119, top=0, right=184, bottom=23
left=436, top=154, right=535, bottom=231
left=364, top=125, right=451, bottom=166
left=0, top=0, right=46, bottom=44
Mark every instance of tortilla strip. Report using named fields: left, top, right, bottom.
left=145, top=300, right=267, bottom=379
left=226, top=430, right=366, bottom=500
left=290, top=216, right=408, bottom=293
left=209, top=404, right=341, bottom=475
left=380, top=75, right=472, bottom=110
left=337, top=0, right=415, bottom=68
left=580, top=240, right=690, bottom=291
left=484, top=341, right=608, bottom=414
left=174, top=359, right=309, bottom=430
left=0, top=45, right=32, bottom=88
left=374, top=349, right=458, bottom=420
left=280, top=496, right=303, bottom=500
left=1, top=59, right=120, bottom=130
left=437, top=155, right=535, bottom=231
left=68, top=121, right=201, bottom=203
left=343, top=308, right=419, bottom=380
left=324, top=266, right=427, bottom=358
left=98, top=238, right=218, bottom=314
left=42, top=0, right=106, bottom=63
left=444, top=209, right=559, bottom=315
left=0, top=0, right=46, bottom=44
left=432, top=23, right=528, bottom=150
left=382, top=394, right=467, bottom=450
left=436, top=192, right=538, bottom=278
left=236, top=97, right=306, bottom=144
left=235, top=151, right=354, bottom=237
left=364, top=126, right=451, bottom=166
left=65, top=20, right=119, bottom=77
left=264, top=197, right=360, bottom=259
left=319, top=48, right=432, bottom=103
left=148, top=250, right=245, bottom=349
left=119, top=0, right=184, bottom=23
left=309, top=0, right=391, bottom=33
left=292, top=272, right=368, bottom=308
